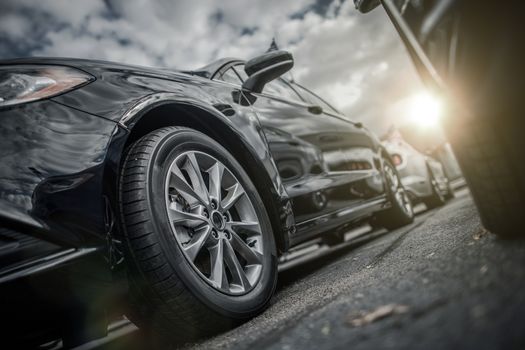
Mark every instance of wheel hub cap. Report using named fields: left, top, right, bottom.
left=211, top=211, right=225, bottom=230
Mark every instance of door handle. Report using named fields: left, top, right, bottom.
left=307, top=105, right=323, bottom=115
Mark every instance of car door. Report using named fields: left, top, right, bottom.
left=214, top=63, right=386, bottom=243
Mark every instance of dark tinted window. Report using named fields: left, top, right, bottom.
left=232, top=64, right=249, bottom=82
left=391, top=0, right=458, bottom=80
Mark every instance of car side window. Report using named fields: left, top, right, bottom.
left=232, top=64, right=249, bottom=82
left=264, top=78, right=304, bottom=103
left=216, top=67, right=242, bottom=86
left=292, top=83, right=339, bottom=114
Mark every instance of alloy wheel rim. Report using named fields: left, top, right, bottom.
left=385, top=163, right=413, bottom=217
left=165, top=151, right=263, bottom=295
left=396, top=189, right=413, bottom=217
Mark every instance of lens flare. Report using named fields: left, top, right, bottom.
left=408, top=92, right=442, bottom=128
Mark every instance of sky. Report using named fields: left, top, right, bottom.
left=0, top=0, right=425, bottom=134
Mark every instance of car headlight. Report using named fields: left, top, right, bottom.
left=0, top=65, right=94, bottom=108
left=391, top=153, right=403, bottom=166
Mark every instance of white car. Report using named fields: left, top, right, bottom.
left=382, top=131, right=453, bottom=209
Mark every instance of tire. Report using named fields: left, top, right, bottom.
left=374, top=158, right=414, bottom=230
left=119, top=127, right=278, bottom=343
left=444, top=116, right=525, bottom=239
left=444, top=180, right=455, bottom=200
left=423, top=169, right=446, bottom=209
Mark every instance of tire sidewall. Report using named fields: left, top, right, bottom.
left=385, top=159, right=414, bottom=221
left=145, top=129, right=277, bottom=318
left=427, top=168, right=446, bottom=206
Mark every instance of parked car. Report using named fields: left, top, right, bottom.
left=382, top=128, right=453, bottom=209
left=354, top=0, right=525, bottom=238
left=0, top=51, right=414, bottom=346
left=430, top=142, right=464, bottom=184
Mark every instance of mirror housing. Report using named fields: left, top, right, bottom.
left=353, top=0, right=380, bottom=13
left=242, top=50, right=294, bottom=94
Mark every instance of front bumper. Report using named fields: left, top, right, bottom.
left=0, top=100, right=119, bottom=247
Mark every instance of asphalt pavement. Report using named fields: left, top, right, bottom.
left=80, top=188, right=525, bottom=350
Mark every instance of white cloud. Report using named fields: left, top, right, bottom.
left=0, top=0, right=423, bottom=134
left=0, top=13, right=31, bottom=39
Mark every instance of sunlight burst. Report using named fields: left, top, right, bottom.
left=408, top=92, right=443, bottom=128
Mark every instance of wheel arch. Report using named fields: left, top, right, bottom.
left=109, top=97, right=292, bottom=254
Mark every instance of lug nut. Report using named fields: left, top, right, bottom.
left=211, top=229, right=218, bottom=239
left=225, top=230, right=232, bottom=240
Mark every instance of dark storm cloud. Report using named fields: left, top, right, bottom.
left=0, top=0, right=423, bottom=133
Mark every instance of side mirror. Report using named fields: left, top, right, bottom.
left=353, top=0, right=380, bottom=13
left=242, top=50, right=294, bottom=94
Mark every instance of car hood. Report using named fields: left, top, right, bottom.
left=0, top=56, right=192, bottom=81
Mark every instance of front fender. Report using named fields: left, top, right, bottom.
left=52, top=64, right=295, bottom=252
left=0, top=100, right=118, bottom=247
left=129, top=94, right=293, bottom=251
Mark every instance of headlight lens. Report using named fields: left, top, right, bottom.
left=391, top=154, right=403, bottom=166
left=0, top=65, right=94, bottom=108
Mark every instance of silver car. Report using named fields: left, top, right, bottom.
left=382, top=131, right=453, bottom=209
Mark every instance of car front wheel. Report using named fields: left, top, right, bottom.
left=374, top=159, right=414, bottom=230
left=424, top=169, right=446, bottom=209
left=119, top=127, right=277, bottom=343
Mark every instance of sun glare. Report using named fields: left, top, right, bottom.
left=408, top=92, right=442, bottom=128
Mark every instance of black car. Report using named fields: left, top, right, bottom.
left=0, top=50, right=414, bottom=346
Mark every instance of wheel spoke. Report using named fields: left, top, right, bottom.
left=224, top=239, right=251, bottom=290
left=207, top=161, right=224, bottom=202
left=168, top=202, right=207, bottom=228
left=183, top=153, right=210, bottom=205
left=169, top=162, right=207, bottom=205
left=221, top=183, right=244, bottom=210
left=228, top=221, right=261, bottom=237
left=209, top=239, right=228, bottom=289
left=230, top=230, right=263, bottom=265
left=182, top=225, right=212, bottom=262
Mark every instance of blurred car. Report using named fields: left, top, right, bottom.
left=382, top=128, right=453, bottom=209
left=354, top=0, right=525, bottom=238
left=430, top=142, right=464, bottom=184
